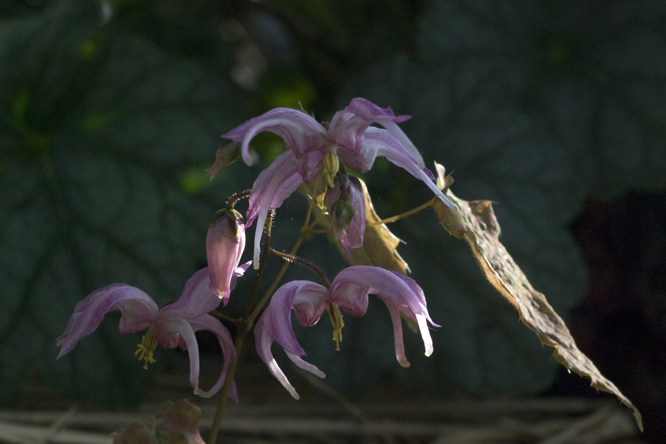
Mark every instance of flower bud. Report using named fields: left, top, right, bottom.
left=330, top=199, right=354, bottom=233
left=324, top=175, right=365, bottom=254
left=206, top=208, right=246, bottom=304
left=204, top=142, right=241, bottom=181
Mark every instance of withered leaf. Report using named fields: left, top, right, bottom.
left=303, top=177, right=409, bottom=274
left=436, top=183, right=642, bottom=431
left=113, top=399, right=205, bottom=444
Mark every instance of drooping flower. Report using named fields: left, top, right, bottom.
left=206, top=208, right=246, bottom=304
left=254, top=265, right=437, bottom=399
left=220, top=97, right=457, bottom=267
left=324, top=173, right=365, bottom=254
left=56, top=265, right=250, bottom=399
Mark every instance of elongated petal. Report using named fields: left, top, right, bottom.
left=254, top=281, right=329, bottom=399
left=330, top=266, right=437, bottom=361
left=221, top=108, right=326, bottom=164
left=328, top=98, right=410, bottom=155
left=246, top=150, right=304, bottom=268
left=56, top=284, right=158, bottom=358
left=153, top=315, right=203, bottom=392
left=343, top=98, right=426, bottom=170
left=381, top=299, right=411, bottom=367
left=363, top=129, right=457, bottom=210
left=189, top=314, right=238, bottom=400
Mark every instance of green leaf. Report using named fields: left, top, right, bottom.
left=0, top=0, right=245, bottom=405
left=419, top=0, right=666, bottom=198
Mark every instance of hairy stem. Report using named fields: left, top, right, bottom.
left=207, top=199, right=314, bottom=442
left=269, top=248, right=331, bottom=288
left=226, top=189, right=252, bottom=211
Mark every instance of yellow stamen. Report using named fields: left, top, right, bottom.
left=322, top=152, right=340, bottom=188
left=327, top=304, right=344, bottom=351
left=134, top=329, right=158, bottom=369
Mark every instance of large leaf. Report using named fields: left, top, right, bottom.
left=420, top=0, right=666, bottom=198
left=0, top=1, right=245, bottom=405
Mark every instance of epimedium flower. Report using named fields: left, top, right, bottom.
left=220, top=97, right=458, bottom=267
left=206, top=207, right=246, bottom=304
left=324, top=173, right=365, bottom=254
left=56, top=265, right=250, bottom=400
left=254, top=265, right=438, bottom=399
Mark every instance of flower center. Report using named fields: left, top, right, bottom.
left=323, top=151, right=340, bottom=188
left=327, top=303, right=345, bottom=351
left=135, top=329, right=158, bottom=369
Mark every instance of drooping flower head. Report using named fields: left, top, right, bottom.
left=220, top=98, right=457, bottom=268
left=56, top=265, right=250, bottom=400
left=324, top=173, right=365, bottom=254
left=206, top=208, right=246, bottom=304
left=253, top=265, right=438, bottom=399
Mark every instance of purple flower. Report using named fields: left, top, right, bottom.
left=206, top=208, right=246, bottom=304
left=221, top=98, right=457, bottom=267
left=56, top=265, right=249, bottom=400
left=254, top=265, right=437, bottom=399
left=325, top=174, right=365, bottom=254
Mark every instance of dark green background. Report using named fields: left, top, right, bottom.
left=1, top=0, right=664, bottom=441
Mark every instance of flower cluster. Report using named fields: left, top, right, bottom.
left=217, top=97, right=457, bottom=267
left=57, top=98, right=449, bottom=402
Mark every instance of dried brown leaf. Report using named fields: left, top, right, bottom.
left=113, top=399, right=205, bottom=444
left=435, top=184, right=643, bottom=431
left=342, top=179, right=409, bottom=274
left=300, top=178, right=409, bottom=274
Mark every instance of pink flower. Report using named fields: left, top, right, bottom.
left=324, top=174, right=365, bottom=254
left=221, top=98, right=457, bottom=267
left=206, top=208, right=246, bottom=304
left=254, top=265, right=438, bottom=399
left=56, top=266, right=249, bottom=400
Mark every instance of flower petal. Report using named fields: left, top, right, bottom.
left=221, top=108, right=326, bottom=164
left=246, top=150, right=305, bottom=268
left=328, top=98, right=410, bottom=155
left=56, top=284, right=158, bottom=358
left=343, top=98, right=428, bottom=170
left=254, top=281, right=329, bottom=399
left=363, top=129, right=457, bottom=210
left=163, top=268, right=217, bottom=316
left=188, top=314, right=238, bottom=400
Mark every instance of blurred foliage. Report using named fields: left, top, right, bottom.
left=0, top=0, right=664, bottom=411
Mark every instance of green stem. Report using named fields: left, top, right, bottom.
left=368, top=198, right=435, bottom=226
left=207, top=212, right=273, bottom=444
left=207, top=200, right=314, bottom=443
left=226, top=189, right=252, bottom=210
left=269, top=248, right=331, bottom=288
